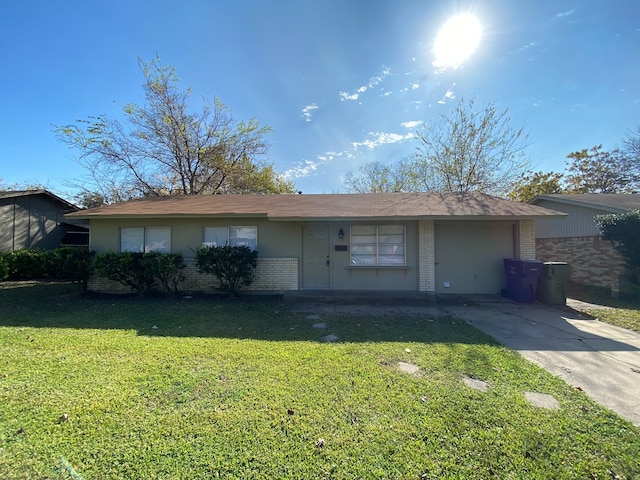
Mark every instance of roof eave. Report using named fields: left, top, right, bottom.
left=530, top=195, right=630, bottom=213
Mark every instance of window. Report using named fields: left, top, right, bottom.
left=203, top=226, right=257, bottom=250
left=120, top=227, right=170, bottom=253
left=351, top=225, right=405, bottom=266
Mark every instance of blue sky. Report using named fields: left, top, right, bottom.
left=1, top=0, right=638, bottom=197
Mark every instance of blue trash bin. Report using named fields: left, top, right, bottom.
left=503, top=259, right=543, bottom=303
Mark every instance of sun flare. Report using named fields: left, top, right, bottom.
left=433, top=13, right=482, bottom=69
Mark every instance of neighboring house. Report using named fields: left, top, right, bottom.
left=530, top=194, right=640, bottom=292
left=66, top=192, right=563, bottom=294
left=0, top=190, right=89, bottom=251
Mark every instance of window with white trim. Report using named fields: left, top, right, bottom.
left=203, top=226, right=257, bottom=250
left=120, top=227, right=170, bottom=253
left=350, top=225, right=405, bottom=266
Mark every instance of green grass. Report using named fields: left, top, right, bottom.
left=1, top=282, right=639, bottom=479
left=568, top=282, right=640, bottom=332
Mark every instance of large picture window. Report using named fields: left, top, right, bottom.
left=120, top=227, right=170, bottom=253
left=203, top=226, right=257, bottom=250
left=351, top=225, right=405, bottom=266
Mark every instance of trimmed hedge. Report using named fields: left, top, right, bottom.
left=0, top=248, right=95, bottom=291
left=194, top=245, right=258, bottom=295
left=93, top=251, right=186, bottom=296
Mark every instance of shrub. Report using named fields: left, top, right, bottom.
left=597, top=210, right=640, bottom=287
left=194, top=245, right=258, bottom=295
left=94, top=251, right=185, bottom=296
left=3, top=249, right=52, bottom=280
left=0, top=252, right=9, bottom=281
left=50, top=247, right=95, bottom=292
left=143, top=252, right=186, bottom=296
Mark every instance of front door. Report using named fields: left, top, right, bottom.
left=302, top=225, right=330, bottom=289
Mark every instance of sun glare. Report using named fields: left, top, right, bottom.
left=433, top=13, right=482, bottom=69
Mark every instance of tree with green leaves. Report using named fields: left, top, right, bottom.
left=596, top=211, right=640, bottom=286
left=55, top=56, right=294, bottom=203
left=507, top=170, right=564, bottom=203
left=564, top=145, right=639, bottom=193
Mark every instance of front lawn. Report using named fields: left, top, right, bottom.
left=1, top=282, right=638, bottom=479
left=568, top=282, right=640, bottom=332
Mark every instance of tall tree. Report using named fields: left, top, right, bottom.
left=342, top=97, right=530, bottom=195
left=413, top=97, right=530, bottom=196
left=343, top=161, right=408, bottom=193
left=507, top=170, right=564, bottom=203
left=623, top=126, right=640, bottom=166
left=564, top=145, right=639, bottom=193
left=55, top=56, right=294, bottom=203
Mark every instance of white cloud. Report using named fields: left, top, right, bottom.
left=381, top=91, right=392, bottom=97
left=357, top=86, right=367, bottom=93
left=368, top=66, right=391, bottom=88
left=437, top=89, right=455, bottom=104
left=301, top=104, right=318, bottom=122
left=555, top=9, right=575, bottom=18
left=351, top=131, right=415, bottom=151
left=283, top=152, right=346, bottom=179
left=339, top=91, right=359, bottom=101
left=283, top=159, right=319, bottom=179
left=401, top=120, right=422, bottom=129
left=411, top=83, right=420, bottom=90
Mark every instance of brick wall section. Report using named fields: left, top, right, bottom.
left=536, top=236, right=628, bottom=288
left=418, top=220, right=436, bottom=292
left=89, top=257, right=299, bottom=293
left=519, top=219, right=536, bottom=260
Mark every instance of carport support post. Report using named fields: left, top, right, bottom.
left=518, top=220, right=536, bottom=259
left=418, top=220, right=436, bottom=292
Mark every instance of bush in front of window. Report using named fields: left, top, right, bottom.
left=194, top=245, right=258, bottom=295
left=94, top=252, right=185, bottom=296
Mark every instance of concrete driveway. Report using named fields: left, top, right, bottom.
left=442, top=300, right=640, bottom=426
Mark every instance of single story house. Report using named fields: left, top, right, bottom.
left=0, top=190, right=88, bottom=251
left=66, top=192, right=564, bottom=295
left=530, top=193, right=640, bottom=293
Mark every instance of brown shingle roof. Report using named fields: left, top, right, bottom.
left=66, top=192, right=565, bottom=221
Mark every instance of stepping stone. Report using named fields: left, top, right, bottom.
left=313, top=322, right=327, bottom=329
left=307, top=314, right=321, bottom=320
left=398, top=362, right=420, bottom=375
left=322, top=334, right=339, bottom=342
left=524, top=391, right=560, bottom=409
left=462, top=376, right=489, bottom=392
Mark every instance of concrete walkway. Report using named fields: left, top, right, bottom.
left=291, top=298, right=640, bottom=426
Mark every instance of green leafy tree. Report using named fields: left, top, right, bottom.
left=55, top=55, right=294, bottom=203
left=596, top=211, right=640, bottom=286
left=507, top=170, right=564, bottom=203
left=564, top=145, right=639, bottom=193
left=194, top=245, right=258, bottom=295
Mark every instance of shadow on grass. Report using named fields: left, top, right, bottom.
left=0, top=281, right=496, bottom=345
